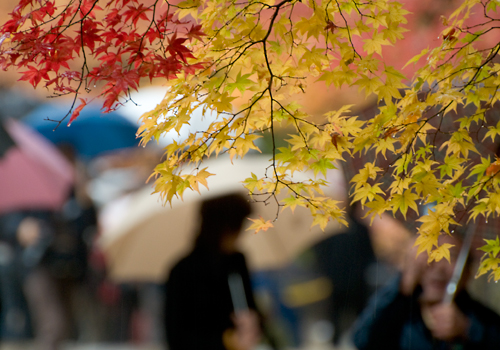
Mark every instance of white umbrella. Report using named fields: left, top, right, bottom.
left=118, top=86, right=220, bottom=147
left=97, top=155, right=342, bottom=282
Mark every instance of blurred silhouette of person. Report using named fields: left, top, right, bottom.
left=11, top=200, right=95, bottom=350
left=165, top=193, right=262, bottom=350
left=0, top=212, right=34, bottom=340
left=1, top=144, right=98, bottom=350
left=17, top=214, right=69, bottom=350
left=0, top=211, right=70, bottom=349
left=310, top=202, right=400, bottom=345
left=352, top=233, right=500, bottom=350
left=37, top=144, right=98, bottom=344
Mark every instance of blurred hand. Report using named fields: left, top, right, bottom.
left=400, top=240, right=428, bottom=296
left=223, top=310, right=262, bottom=350
left=17, top=217, right=41, bottom=247
left=422, top=303, right=469, bottom=341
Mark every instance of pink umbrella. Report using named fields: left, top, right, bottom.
left=0, top=119, right=74, bottom=214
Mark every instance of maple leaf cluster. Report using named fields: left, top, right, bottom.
left=0, top=0, right=206, bottom=123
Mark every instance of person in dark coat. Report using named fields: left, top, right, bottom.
left=311, top=203, right=378, bottom=344
left=352, top=233, right=500, bottom=350
left=165, top=193, right=262, bottom=350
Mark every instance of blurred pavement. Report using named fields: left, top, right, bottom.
left=0, top=343, right=160, bottom=350
left=0, top=342, right=355, bottom=350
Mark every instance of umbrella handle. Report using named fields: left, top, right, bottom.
left=228, top=273, right=248, bottom=313
left=443, top=223, right=476, bottom=304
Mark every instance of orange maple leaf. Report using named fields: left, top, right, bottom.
left=247, top=216, right=274, bottom=233
left=486, top=158, right=500, bottom=177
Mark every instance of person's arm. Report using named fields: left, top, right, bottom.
left=237, top=253, right=258, bottom=311
left=353, top=237, right=428, bottom=350
left=425, top=301, right=500, bottom=349
left=228, top=253, right=263, bottom=350
left=224, top=310, right=262, bottom=350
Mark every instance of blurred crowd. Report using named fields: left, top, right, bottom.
left=1, top=85, right=500, bottom=350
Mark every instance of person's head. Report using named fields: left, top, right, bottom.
left=194, top=193, right=252, bottom=253
left=57, top=143, right=77, bottom=163
left=419, top=233, right=470, bottom=304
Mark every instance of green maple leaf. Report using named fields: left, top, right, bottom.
left=226, top=71, right=253, bottom=95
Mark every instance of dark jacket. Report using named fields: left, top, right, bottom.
left=312, top=218, right=378, bottom=343
left=352, top=275, right=500, bottom=350
left=165, top=248, right=257, bottom=350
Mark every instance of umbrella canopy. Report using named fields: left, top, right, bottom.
left=23, top=103, right=140, bottom=159
left=0, top=87, right=39, bottom=121
left=119, top=86, right=221, bottom=147
left=98, top=155, right=342, bottom=282
left=0, top=119, right=74, bottom=214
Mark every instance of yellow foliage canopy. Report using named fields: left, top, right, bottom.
left=138, top=0, right=500, bottom=280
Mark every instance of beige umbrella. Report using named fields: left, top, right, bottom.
left=97, top=155, right=342, bottom=282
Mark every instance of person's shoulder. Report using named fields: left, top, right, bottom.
left=230, top=251, right=247, bottom=264
left=221, top=251, right=247, bottom=269
left=462, top=292, right=500, bottom=323
left=168, top=252, right=197, bottom=276
left=232, top=251, right=245, bottom=259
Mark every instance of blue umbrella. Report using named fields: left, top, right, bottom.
left=23, top=103, right=140, bottom=159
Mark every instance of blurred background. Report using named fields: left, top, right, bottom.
left=1, top=1, right=500, bottom=350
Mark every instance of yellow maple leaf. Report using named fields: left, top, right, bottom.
left=415, top=233, right=438, bottom=257
left=429, top=243, right=454, bottom=263
left=247, top=216, right=274, bottom=233
left=189, top=167, right=214, bottom=194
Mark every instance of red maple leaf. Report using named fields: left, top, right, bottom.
left=183, top=62, right=207, bottom=75
left=43, top=40, right=73, bottom=73
left=0, top=56, right=9, bottom=71
left=1, top=16, right=23, bottom=34
left=114, top=68, right=140, bottom=92
left=45, top=76, right=59, bottom=88
left=138, top=61, right=157, bottom=82
left=128, top=52, right=145, bottom=69
left=123, top=3, right=151, bottom=27
left=30, top=8, right=48, bottom=23
left=325, top=20, right=337, bottom=33
left=77, top=19, right=103, bottom=52
left=80, top=0, right=103, bottom=19
left=94, top=42, right=113, bottom=57
left=19, top=65, right=50, bottom=87
left=101, top=28, right=120, bottom=44
left=158, top=11, right=174, bottom=24
left=156, top=55, right=183, bottom=77
left=7, top=53, right=21, bottom=67
left=145, top=27, right=160, bottom=44
left=103, top=8, right=122, bottom=27
left=60, top=70, right=82, bottom=83
left=1, top=0, right=199, bottom=114
left=99, top=51, right=122, bottom=65
left=443, top=28, right=457, bottom=41
left=102, top=89, right=119, bottom=112
left=43, top=1, right=56, bottom=16
left=186, top=24, right=206, bottom=42
left=68, top=99, right=87, bottom=126
left=166, top=32, right=193, bottom=63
